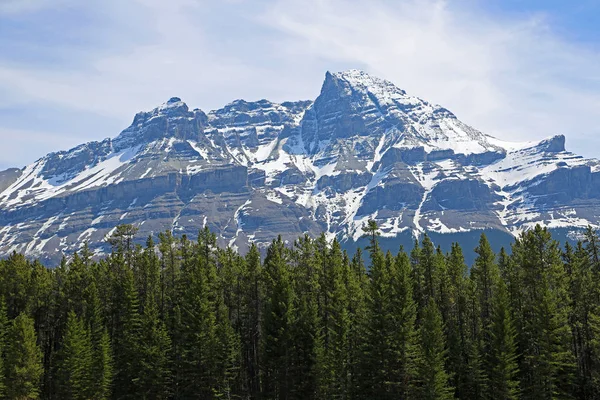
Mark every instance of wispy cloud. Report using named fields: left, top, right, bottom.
left=0, top=0, right=599, bottom=168
left=263, top=0, right=600, bottom=155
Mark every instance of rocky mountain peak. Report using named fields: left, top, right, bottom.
left=538, top=134, right=566, bottom=153
left=1, top=70, right=599, bottom=264
left=329, top=69, right=408, bottom=96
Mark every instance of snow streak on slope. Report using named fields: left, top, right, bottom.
left=0, top=145, right=141, bottom=209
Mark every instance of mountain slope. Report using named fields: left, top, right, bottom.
left=1, top=69, right=599, bottom=263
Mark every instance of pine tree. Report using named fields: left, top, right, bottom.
left=175, top=227, right=242, bottom=398
left=512, top=225, right=575, bottom=399
left=357, top=224, right=389, bottom=398
left=0, top=299, right=8, bottom=398
left=5, top=313, right=44, bottom=400
left=388, top=249, right=418, bottom=398
left=58, top=311, right=94, bottom=400
left=110, top=255, right=142, bottom=399
left=420, top=234, right=438, bottom=304
left=241, top=243, right=263, bottom=398
left=573, top=227, right=600, bottom=399
left=415, top=299, right=453, bottom=400
left=347, top=248, right=368, bottom=399
left=465, top=270, right=486, bottom=400
left=445, top=243, right=470, bottom=398
left=316, top=237, right=351, bottom=400
left=287, top=235, right=319, bottom=400
left=136, top=237, right=172, bottom=399
left=88, top=281, right=113, bottom=400
left=487, top=280, right=519, bottom=400
left=261, top=236, right=295, bottom=399
left=472, top=233, right=501, bottom=397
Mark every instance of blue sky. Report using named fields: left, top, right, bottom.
left=1, top=0, right=599, bottom=170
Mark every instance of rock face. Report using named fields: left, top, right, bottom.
left=1, top=69, right=600, bottom=263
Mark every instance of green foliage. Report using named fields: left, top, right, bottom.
left=5, top=313, right=44, bottom=400
left=415, top=299, right=453, bottom=400
left=58, top=311, right=94, bottom=400
left=2, top=222, right=600, bottom=399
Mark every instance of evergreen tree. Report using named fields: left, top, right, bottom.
left=472, top=233, right=501, bottom=397
left=419, top=234, right=438, bottom=305
left=487, top=280, right=519, bottom=400
left=58, top=311, right=94, bottom=400
left=445, top=243, right=470, bottom=398
left=241, top=243, right=263, bottom=398
left=388, top=249, right=418, bottom=398
left=261, top=236, right=295, bottom=399
left=136, top=237, right=172, bottom=399
left=316, top=237, right=351, bottom=400
left=415, top=299, right=453, bottom=400
left=0, top=299, right=8, bottom=398
left=88, top=281, right=113, bottom=400
left=290, top=235, right=320, bottom=400
left=178, top=227, right=239, bottom=399
left=111, top=255, right=142, bottom=399
left=512, top=225, right=575, bottom=399
left=347, top=248, right=368, bottom=399
left=5, top=313, right=44, bottom=400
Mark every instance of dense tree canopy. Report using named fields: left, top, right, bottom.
left=0, top=222, right=598, bottom=399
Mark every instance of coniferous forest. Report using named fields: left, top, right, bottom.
left=2, top=222, right=600, bottom=399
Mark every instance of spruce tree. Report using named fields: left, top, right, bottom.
left=512, top=225, right=575, bottom=399
left=445, top=243, right=470, bottom=398
left=136, top=237, right=172, bottom=399
left=290, top=235, right=320, bottom=400
left=472, top=233, right=501, bottom=397
left=388, top=249, right=418, bottom=398
left=0, top=299, right=7, bottom=398
left=58, top=311, right=94, bottom=400
left=110, top=255, right=142, bottom=399
left=415, top=299, right=453, bottom=400
left=487, top=280, right=519, bottom=400
left=316, top=237, right=351, bottom=400
left=262, top=236, right=295, bottom=399
left=5, top=313, right=44, bottom=400
left=88, top=281, right=113, bottom=400
left=241, top=243, right=263, bottom=398
left=347, top=248, right=368, bottom=399
left=358, top=223, right=390, bottom=398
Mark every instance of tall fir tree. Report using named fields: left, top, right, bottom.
left=136, top=236, right=173, bottom=399
left=5, top=313, right=44, bottom=400
left=472, top=233, right=502, bottom=397
left=241, top=243, right=263, bottom=399
left=0, top=299, right=8, bottom=398
left=445, top=243, right=471, bottom=398
left=415, top=299, right=453, bottom=400
left=110, top=254, right=143, bottom=400
left=261, top=236, right=295, bottom=400
left=58, top=311, right=94, bottom=400
left=487, top=279, right=519, bottom=400
left=88, top=280, right=113, bottom=400
left=512, top=225, right=575, bottom=399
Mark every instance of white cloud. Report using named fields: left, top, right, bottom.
left=1, top=0, right=600, bottom=167
left=263, top=0, right=600, bottom=156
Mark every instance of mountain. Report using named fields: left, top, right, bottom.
left=1, top=69, right=599, bottom=264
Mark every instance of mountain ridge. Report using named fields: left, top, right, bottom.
left=1, top=69, right=599, bottom=263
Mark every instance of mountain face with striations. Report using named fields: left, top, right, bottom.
left=1, top=69, right=600, bottom=263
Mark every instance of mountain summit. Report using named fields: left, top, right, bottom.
left=1, top=70, right=598, bottom=262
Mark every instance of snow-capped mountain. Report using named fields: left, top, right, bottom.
left=1, top=69, right=599, bottom=263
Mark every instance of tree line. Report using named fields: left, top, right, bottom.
left=1, top=222, right=600, bottom=399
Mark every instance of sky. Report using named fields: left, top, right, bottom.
left=1, top=0, right=599, bottom=170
